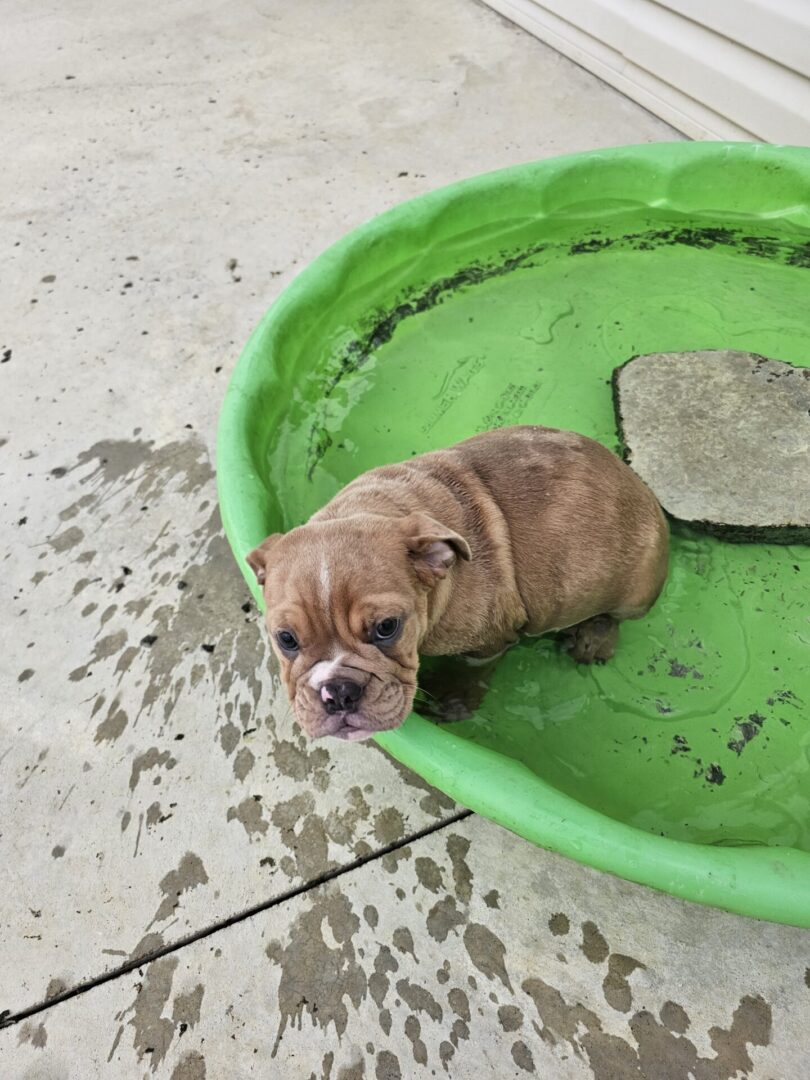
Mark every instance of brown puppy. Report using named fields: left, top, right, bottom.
left=247, top=426, right=669, bottom=741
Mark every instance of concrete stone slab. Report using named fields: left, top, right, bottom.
left=2, top=0, right=680, bottom=1045
left=4, top=817, right=810, bottom=1078
left=615, top=350, right=810, bottom=542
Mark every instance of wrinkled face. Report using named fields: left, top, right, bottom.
left=247, top=512, right=469, bottom=741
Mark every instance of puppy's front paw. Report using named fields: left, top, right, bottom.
left=414, top=693, right=473, bottom=723
left=416, top=653, right=500, bottom=723
left=561, top=615, right=619, bottom=665
left=435, top=695, right=474, bottom=723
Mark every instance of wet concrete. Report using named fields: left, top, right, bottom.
left=5, top=819, right=809, bottom=1077
left=6, top=0, right=805, bottom=1076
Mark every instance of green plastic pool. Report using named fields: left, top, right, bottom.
left=217, top=142, right=810, bottom=926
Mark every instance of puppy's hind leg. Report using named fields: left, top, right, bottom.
left=560, top=614, right=619, bottom=665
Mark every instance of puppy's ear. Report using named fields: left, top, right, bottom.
left=402, top=513, right=471, bottom=585
left=245, top=534, right=282, bottom=586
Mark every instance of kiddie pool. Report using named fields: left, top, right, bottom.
left=217, top=143, right=810, bottom=926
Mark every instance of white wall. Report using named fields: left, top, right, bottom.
left=481, top=0, right=810, bottom=142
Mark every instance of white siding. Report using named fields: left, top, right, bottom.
left=481, top=0, right=810, bottom=142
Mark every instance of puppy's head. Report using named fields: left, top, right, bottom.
left=247, top=512, right=470, bottom=741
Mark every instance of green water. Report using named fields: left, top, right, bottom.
left=266, top=208, right=810, bottom=852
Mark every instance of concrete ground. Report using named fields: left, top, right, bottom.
left=2, top=0, right=808, bottom=1077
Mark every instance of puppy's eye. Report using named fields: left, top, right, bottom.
left=372, top=617, right=401, bottom=644
left=276, top=630, right=299, bottom=654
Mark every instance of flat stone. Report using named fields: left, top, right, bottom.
left=614, top=350, right=810, bottom=542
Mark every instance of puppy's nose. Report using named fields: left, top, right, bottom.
left=320, top=679, right=363, bottom=714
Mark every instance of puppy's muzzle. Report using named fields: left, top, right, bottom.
left=320, top=679, right=364, bottom=714
left=296, top=664, right=408, bottom=742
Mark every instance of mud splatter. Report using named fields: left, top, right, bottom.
left=449, top=1016, right=470, bottom=1048
left=172, top=984, right=204, bottom=1029
left=375, top=1050, right=401, bottom=1080
left=130, top=747, right=177, bottom=791
left=232, top=746, right=255, bottom=780
left=511, top=1039, right=535, bottom=1072
left=524, top=974, right=773, bottom=1080
left=152, top=852, right=209, bottom=923
left=135, top=525, right=264, bottom=726
left=17, top=1020, right=47, bottom=1048
left=54, top=436, right=266, bottom=764
left=498, top=1004, right=523, bottom=1031
left=603, top=954, right=645, bottom=1012
left=17, top=747, right=48, bottom=790
left=363, top=905, right=379, bottom=930
left=171, top=1052, right=206, bottom=1080
left=75, top=438, right=155, bottom=489
left=463, top=924, right=512, bottom=990
left=127, top=932, right=164, bottom=968
left=438, top=1041, right=455, bottom=1070
left=94, top=701, right=128, bottom=743
left=46, top=524, right=85, bottom=554
left=70, top=630, right=128, bottom=682
left=395, top=979, right=442, bottom=1022
left=702, top=994, right=772, bottom=1077
left=446, top=834, right=473, bottom=903
left=116, top=956, right=178, bottom=1070
left=45, top=978, right=67, bottom=1000
left=660, top=1001, right=690, bottom=1034
left=273, top=739, right=331, bottom=790
left=580, top=921, right=610, bottom=964
left=218, top=721, right=240, bottom=756
left=271, top=791, right=333, bottom=879
left=324, top=786, right=371, bottom=846
left=266, top=889, right=366, bottom=1055
left=380, top=843, right=412, bottom=875
left=369, top=944, right=398, bottom=1009
left=392, top=927, right=417, bottom=961
left=404, top=1014, right=428, bottom=1065
left=524, top=977, right=599, bottom=1047
left=227, top=796, right=269, bottom=838
left=548, top=912, right=569, bottom=937
left=414, top=856, right=444, bottom=894
left=373, top=807, right=405, bottom=845
left=371, top=745, right=455, bottom=819
left=426, top=896, right=466, bottom=942
left=447, top=987, right=470, bottom=1023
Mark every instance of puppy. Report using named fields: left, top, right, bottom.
left=247, top=426, right=669, bottom=741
